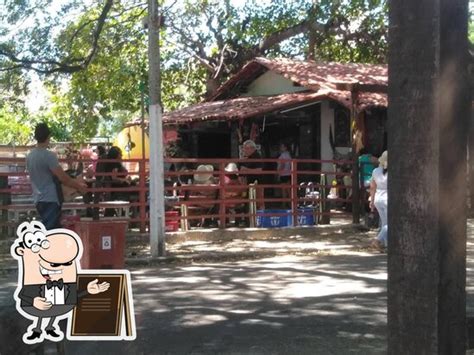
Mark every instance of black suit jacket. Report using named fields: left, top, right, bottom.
left=18, top=282, right=87, bottom=307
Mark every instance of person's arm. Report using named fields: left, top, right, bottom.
left=51, top=167, right=87, bottom=193
left=18, top=287, right=34, bottom=305
left=110, top=167, right=130, bottom=185
left=369, top=178, right=377, bottom=211
left=240, top=165, right=262, bottom=185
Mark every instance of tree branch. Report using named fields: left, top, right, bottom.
left=213, top=44, right=228, bottom=79
left=162, top=37, right=214, bottom=72
left=167, top=22, right=210, bottom=62
left=0, top=0, right=114, bottom=74
left=258, top=19, right=326, bottom=52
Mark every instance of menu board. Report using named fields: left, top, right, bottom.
left=70, top=273, right=135, bottom=339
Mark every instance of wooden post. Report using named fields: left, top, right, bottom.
left=138, top=159, right=147, bottom=233
left=388, top=0, right=469, bottom=353
left=180, top=204, right=188, bottom=232
left=319, top=174, right=330, bottom=224
left=290, top=160, right=298, bottom=226
left=249, top=185, right=256, bottom=228
left=351, top=149, right=360, bottom=224
left=218, top=162, right=226, bottom=229
left=350, top=93, right=360, bottom=225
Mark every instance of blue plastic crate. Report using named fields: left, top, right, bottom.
left=256, top=209, right=293, bottom=228
left=297, top=207, right=317, bottom=226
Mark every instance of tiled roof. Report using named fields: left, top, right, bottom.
left=163, top=57, right=388, bottom=124
left=210, top=57, right=387, bottom=101
left=257, top=57, right=387, bottom=89
left=163, top=89, right=386, bottom=124
left=164, top=92, right=330, bottom=124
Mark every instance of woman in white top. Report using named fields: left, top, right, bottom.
left=369, top=151, right=388, bottom=250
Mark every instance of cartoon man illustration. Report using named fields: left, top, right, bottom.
left=11, top=221, right=110, bottom=344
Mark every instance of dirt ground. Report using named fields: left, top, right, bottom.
left=125, top=223, right=379, bottom=264
left=0, top=224, right=389, bottom=355
left=0, top=223, right=473, bottom=354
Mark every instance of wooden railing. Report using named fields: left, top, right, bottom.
left=0, top=156, right=359, bottom=234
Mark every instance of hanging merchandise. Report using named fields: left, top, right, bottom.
left=261, top=115, right=266, bottom=133
left=250, top=123, right=259, bottom=142
left=328, top=180, right=338, bottom=199
left=124, top=131, right=136, bottom=158
left=114, top=125, right=150, bottom=159
left=236, top=126, right=243, bottom=144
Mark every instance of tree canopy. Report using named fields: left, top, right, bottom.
left=0, top=0, right=414, bottom=144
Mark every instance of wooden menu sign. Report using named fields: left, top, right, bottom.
left=69, top=272, right=136, bottom=340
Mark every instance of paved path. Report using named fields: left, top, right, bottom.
left=0, top=222, right=472, bottom=354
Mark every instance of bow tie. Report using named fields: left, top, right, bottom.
left=46, top=278, right=64, bottom=290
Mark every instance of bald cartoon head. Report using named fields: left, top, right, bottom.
left=12, top=221, right=83, bottom=285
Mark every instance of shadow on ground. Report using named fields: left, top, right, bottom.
left=0, top=252, right=387, bottom=355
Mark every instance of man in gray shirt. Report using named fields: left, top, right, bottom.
left=26, top=123, right=86, bottom=229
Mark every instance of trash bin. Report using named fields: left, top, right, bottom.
left=165, top=211, right=180, bottom=232
left=61, top=214, right=80, bottom=232
left=73, top=219, right=129, bottom=269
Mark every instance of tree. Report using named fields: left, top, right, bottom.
left=388, top=0, right=469, bottom=353
left=163, top=0, right=387, bottom=97
left=0, top=104, right=31, bottom=145
left=0, top=0, right=389, bottom=141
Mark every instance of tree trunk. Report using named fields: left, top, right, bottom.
left=307, top=32, right=316, bottom=60
left=388, top=0, right=469, bottom=354
left=205, top=76, right=221, bottom=98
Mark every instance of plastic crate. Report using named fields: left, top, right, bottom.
left=297, top=207, right=317, bottom=226
left=256, top=209, right=293, bottom=228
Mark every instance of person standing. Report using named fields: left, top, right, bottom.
left=369, top=150, right=388, bottom=250
left=26, top=123, right=87, bottom=230
left=239, top=140, right=264, bottom=209
left=277, top=142, right=292, bottom=208
left=358, top=148, right=379, bottom=188
left=223, top=163, right=246, bottom=226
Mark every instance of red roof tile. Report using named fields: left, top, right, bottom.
left=164, top=92, right=330, bottom=124
left=163, top=58, right=387, bottom=124
left=210, top=57, right=387, bottom=101
left=163, top=89, right=386, bottom=124
left=256, top=57, right=387, bottom=89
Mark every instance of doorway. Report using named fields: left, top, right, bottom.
left=197, top=132, right=231, bottom=158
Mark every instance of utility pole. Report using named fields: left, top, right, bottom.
left=147, top=0, right=165, bottom=256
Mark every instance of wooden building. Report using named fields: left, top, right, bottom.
left=163, top=57, right=388, bottom=173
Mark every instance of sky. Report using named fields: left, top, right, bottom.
left=26, top=75, right=49, bottom=112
